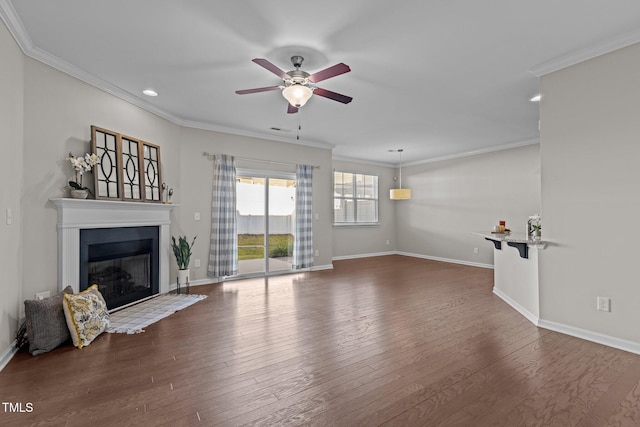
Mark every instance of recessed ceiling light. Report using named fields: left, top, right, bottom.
left=530, top=94, right=541, bottom=102
left=143, top=89, right=158, bottom=97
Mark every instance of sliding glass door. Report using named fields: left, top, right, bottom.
left=236, top=171, right=296, bottom=276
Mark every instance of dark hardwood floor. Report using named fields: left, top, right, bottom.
left=2, top=255, right=640, bottom=426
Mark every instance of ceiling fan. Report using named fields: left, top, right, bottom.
left=235, top=55, right=353, bottom=114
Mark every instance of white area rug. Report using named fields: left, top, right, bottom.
left=106, top=294, right=207, bottom=334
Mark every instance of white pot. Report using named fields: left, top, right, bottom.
left=177, top=269, right=190, bottom=288
left=70, top=189, right=89, bottom=199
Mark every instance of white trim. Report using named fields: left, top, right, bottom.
left=334, top=139, right=540, bottom=168
left=397, top=251, right=494, bottom=269
left=403, top=139, right=540, bottom=168
left=182, top=119, right=334, bottom=150
left=332, top=155, right=395, bottom=168
left=493, top=286, right=640, bottom=356
left=311, top=264, right=333, bottom=271
left=530, top=28, right=640, bottom=77
left=0, top=2, right=333, bottom=151
left=0, top=341, right=18, bottom=372
left=169, top=278, right=220, bottom=291
left=0, top=2, right=334, bottom=152
left=333, top=250, right=494, bottom=269
left=492, top=287, right=540, bottom=326
left=537, top=319, right=640, bottom=356
left=333, top=251, right=396, bottom=261
left=49, top=198, right=176, bottom=295
left=0, top=0, right=34, bottom=52
left=336, top=252, right=640, bottom=356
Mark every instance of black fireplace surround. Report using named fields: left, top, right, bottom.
left=80, top=226, right=159, bottom=310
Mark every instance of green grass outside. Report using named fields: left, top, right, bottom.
left=238, top=234, right=294, bottom=260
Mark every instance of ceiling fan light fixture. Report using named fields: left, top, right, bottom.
left=282, top=84, right=313, bottom=107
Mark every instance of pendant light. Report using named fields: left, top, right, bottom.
left=389, top=149, right=412, bottom=200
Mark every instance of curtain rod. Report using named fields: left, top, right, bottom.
left=202, top=152, right=320, bottom=169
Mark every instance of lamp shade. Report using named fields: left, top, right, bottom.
left=390, top=188, right=412, bottom=200
left=282, top=85, right=313, bottom=107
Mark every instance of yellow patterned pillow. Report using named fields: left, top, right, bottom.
left=62, top=285, right=111, bottom=349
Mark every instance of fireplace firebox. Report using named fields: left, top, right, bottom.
left=80, top=226, right=159, bottom=310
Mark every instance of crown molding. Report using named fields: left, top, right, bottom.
left=404, top=138, right=540, bottom=167
left=333, top=138, right=539, bottom=168
left=530, top=28, right=640, bottom=76
left=0, top=1, right=335, bottom=153
left=0, top=0, right=33, bottom=53
left=180, top=119, right=335, bottom=150
left=331, top=155, right=395, bottom=168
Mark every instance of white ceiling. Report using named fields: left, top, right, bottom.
left=3, top=1, right=640, bottom=165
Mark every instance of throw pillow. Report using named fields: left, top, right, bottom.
left=63, top=285, right=111, bottom=349
left=24, top=286, right=73, bottom=356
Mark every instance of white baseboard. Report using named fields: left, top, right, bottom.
left=0, top=341, right=18, bottom=372
left=336, top=251, right=640, bottom=355
left=311, top=264, right=334, bottom=271
left=169, top=278, right=219, bottom=291
left=492, top=287, right=540, bottom=325
left=174, top=266, right=335, bottom=288
left=332, top=251, right=396, bottom=261
left=332, top=251, right=494, bottom=270
left=397, top=251, right=494, bottom=269
left=538, top=319, right=640, bottom=356
left=492, top=287, right=640, bottom=356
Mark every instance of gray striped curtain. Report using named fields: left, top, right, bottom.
left=293, top=164, right=314, bottom=269
left=208, top=154, right=238, bottom=278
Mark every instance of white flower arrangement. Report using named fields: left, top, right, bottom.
left=68, top=152, right=99, bottom=192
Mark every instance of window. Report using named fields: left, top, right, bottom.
left=334, top=171, right=379, bottom=224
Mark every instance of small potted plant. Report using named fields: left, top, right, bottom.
left=68, top=152, right=99, bottom=198
left=531, top=224, right=542, bottom=240
left=171, top=235, right=196, bottom=291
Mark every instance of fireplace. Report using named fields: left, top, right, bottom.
left=51, top=198, right=175, bottom=300
left=80, top=226, right=159, bottom=309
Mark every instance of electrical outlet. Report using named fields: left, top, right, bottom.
left=35, top=291, right=50, bottom=301
left=194, top=259, right=201, bottom=268
left=314, top=250, right=320, bottom=257
left=473, top=247, right=479, bottom=254
left=597, top=297, right=611, bottom=312
left=386, top=240, right=390, bottom=245
left=194, top=212, right=201, bottom=221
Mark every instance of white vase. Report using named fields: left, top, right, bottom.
left=177, top=269, right=190, bottom=293
left=70, top=189, right=89, bottom=199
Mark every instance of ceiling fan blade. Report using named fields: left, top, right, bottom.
left=313, top=87, right=353, bottom=104
left=252, top=58, right=289, bottom=80
left=308, top=63, right=351, bottom=83
left=287, top=103, right=299, bottom=114
left=235, top=86, right=281, bottom=95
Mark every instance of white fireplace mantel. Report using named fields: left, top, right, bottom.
left=50, top=198, right=177, bottom=294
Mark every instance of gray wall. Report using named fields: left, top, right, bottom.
left=0, top=20, right=24, bottom=360
left=540, top=42, right=640, bottom=344
left=332, top=159, right=397, bottom=258
left=176, top=127, right=334, bottom=279
left=21, top=56, right=182, bottom=305
left=396, top=144, right=541, bottom=266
